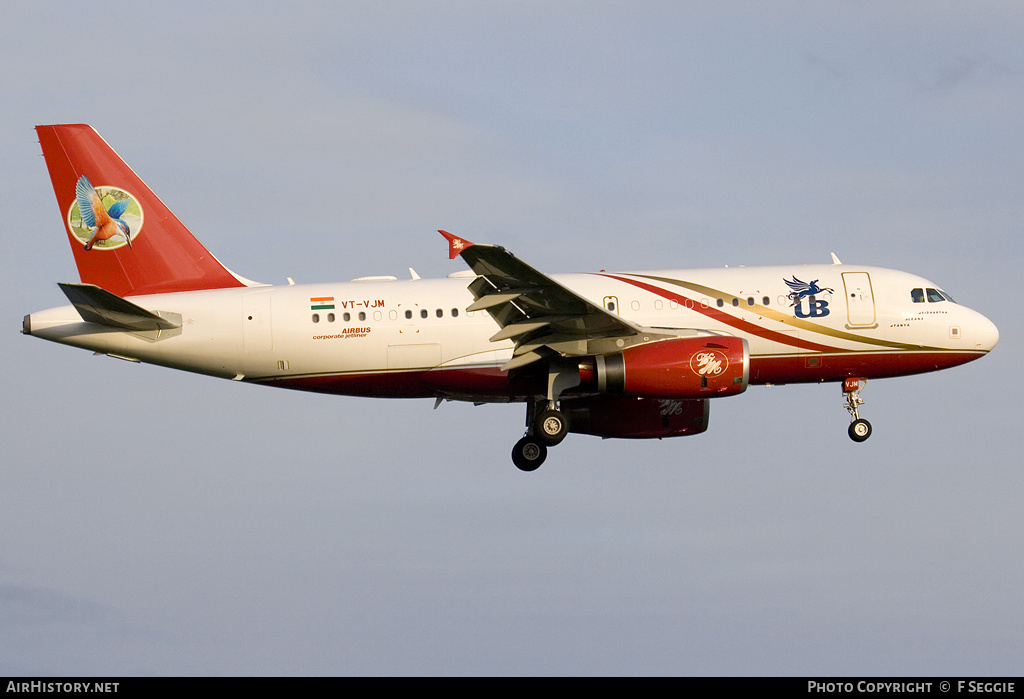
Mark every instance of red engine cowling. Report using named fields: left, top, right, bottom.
left=563, top=395, right=709, bottom=439
left=579, top=336, right=749, bottom=399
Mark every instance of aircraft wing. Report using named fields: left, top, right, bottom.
left=440, top=231, right=666, bottom=371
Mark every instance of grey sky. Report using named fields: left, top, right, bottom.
left=1, top=1, right=1021, bottom=675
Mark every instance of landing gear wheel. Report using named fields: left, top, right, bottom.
left=535, top=409, right=569, bottom=446
left=843, top=379, right=871, bottom=443
left=512, top=437, right=547, bottom=472
left=848, top=418, right=872, bottom=442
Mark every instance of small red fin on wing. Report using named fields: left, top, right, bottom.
left=438, top=230, right=474, bottom=259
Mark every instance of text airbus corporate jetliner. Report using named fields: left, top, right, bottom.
left=24, top=125, right=999, bottom=470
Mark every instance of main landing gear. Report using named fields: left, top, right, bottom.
left=511, top=361, right=578, bottom=471
left=843, top=378, right=872, bottom=442
left=511, top=400, right=570, bottom=471
left=511, top=436, right=547, bottom=472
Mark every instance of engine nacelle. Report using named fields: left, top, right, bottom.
left=580, top=336, right=749, bottom=399
left=563, top=395, right=709, bottom=439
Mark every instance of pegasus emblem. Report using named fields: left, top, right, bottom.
left=784, top=276, right=834, bottom=307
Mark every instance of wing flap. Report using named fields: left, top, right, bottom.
left=466, top=290, right=525, bottom=312
left=489, top=319, right=556, bottom=342
left=500, top=350, right=547, bottom=372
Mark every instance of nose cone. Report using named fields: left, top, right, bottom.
left=976, top=313, right=999, bottom=352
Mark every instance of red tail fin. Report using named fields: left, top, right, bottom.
left=37, top=124, right=248, bottom=297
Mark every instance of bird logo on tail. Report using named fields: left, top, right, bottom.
left=69, top=175, right=142, bottom=251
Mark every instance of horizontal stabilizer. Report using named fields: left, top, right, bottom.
left=58, top=283, right=181, bottom=331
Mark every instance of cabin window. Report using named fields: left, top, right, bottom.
left=747, top=297, right=755, bottom=306
left=716, top=299, right=724, bottom=308
left=327, top=313, right=335, bottom=322
left=343, top=312, right=351, bottom=322
left=405, top=310, right=412, bottom=319
left=436, top=309, right=443, bottom=318
left=312, top=313, right=320, bottom=323
left=359, top=312, right=366, bottom=321
left=451, top=308, right=459, bottom=317
left=420, top=309, right=428, bottom=318
left=762, top=296, right=770, bottom=306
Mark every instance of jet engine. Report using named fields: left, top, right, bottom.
left=562, top=395, right=709, bottom=439
left=578, top=336, right=749, bottom=399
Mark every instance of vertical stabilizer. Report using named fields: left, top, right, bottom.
left=36, top=124, right=248, bottom=296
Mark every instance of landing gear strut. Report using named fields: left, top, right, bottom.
left=510, top=361, right=579, bottom=471
left=511, top=399, right=570, bottom=471
left=843, top=378, right=872, bottom=442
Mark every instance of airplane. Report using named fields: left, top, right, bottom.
left=23, top=124, right=999, bottom=471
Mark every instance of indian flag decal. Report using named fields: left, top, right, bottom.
left=310, top=296, right=335, bottom=310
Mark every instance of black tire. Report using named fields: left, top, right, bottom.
left=512, top=437, right=547, bottom=471
left=535, top=409, right=569, bottom=446
left=848, top=418, right=872, bottom=442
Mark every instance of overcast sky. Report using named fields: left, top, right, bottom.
left=1, top=1, right=1021, bottom=676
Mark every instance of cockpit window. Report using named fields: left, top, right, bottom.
left=913, top=287, right=957, bottom=304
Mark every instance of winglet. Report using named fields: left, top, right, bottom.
left=439, top=230, right=475, bottom=259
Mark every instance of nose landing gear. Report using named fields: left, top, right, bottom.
left=844, top=378, right=872, bottom=442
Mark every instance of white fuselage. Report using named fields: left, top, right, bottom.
left=26, top=264, right=999, bottom=401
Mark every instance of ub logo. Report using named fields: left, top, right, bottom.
left=784, top=276, right=833, bottom=319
